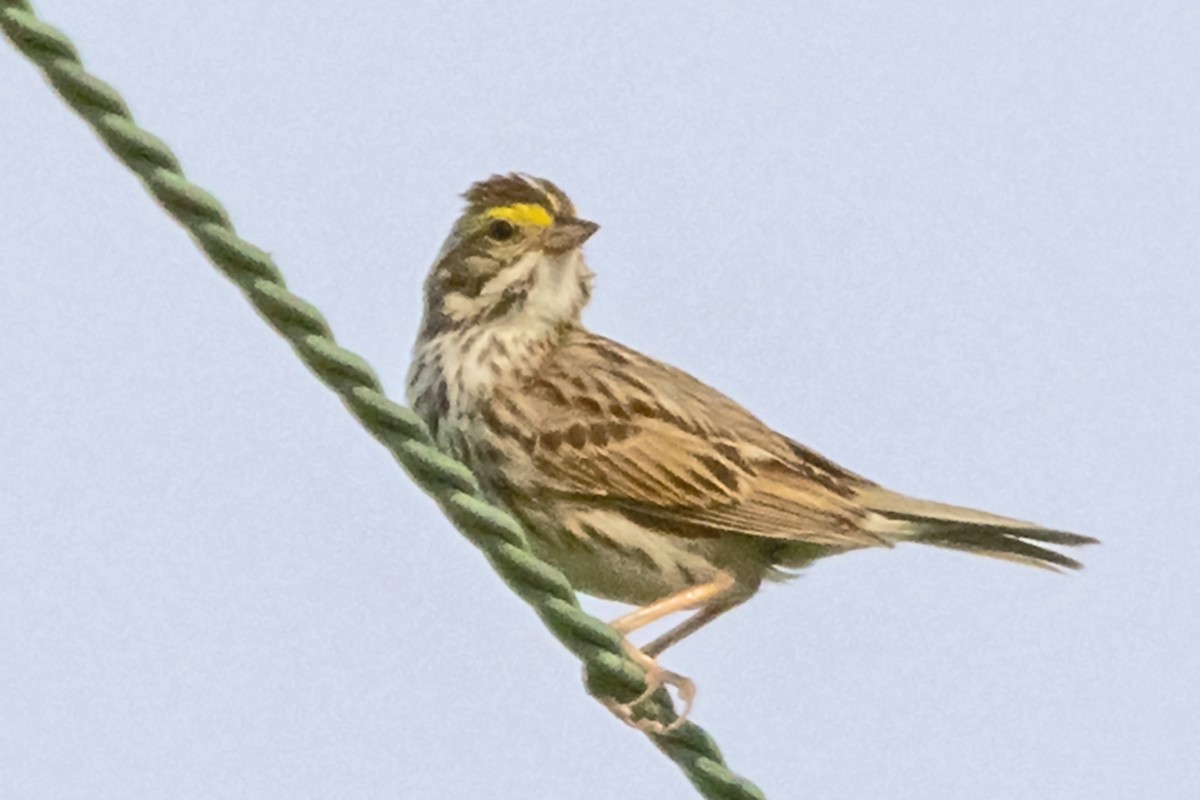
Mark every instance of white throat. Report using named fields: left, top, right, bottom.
left=521, top=249, right=590, bottom=326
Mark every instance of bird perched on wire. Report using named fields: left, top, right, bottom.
left=406, top=173, right=1097, bottom=732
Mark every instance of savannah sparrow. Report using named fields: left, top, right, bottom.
left=406, top=173, right=1096, bottom=731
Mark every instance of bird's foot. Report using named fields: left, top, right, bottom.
left=601, top=645, right=696, bottom=735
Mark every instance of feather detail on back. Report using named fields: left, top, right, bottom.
left=482, top=331, right=885, bottom=550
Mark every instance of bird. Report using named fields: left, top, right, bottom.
left=406, top=173, right=1097, bottom=732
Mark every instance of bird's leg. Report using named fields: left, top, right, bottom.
left=609, top=573, right=736, bottom=638
left=642, top=592, right=749, bottom=658
left=600, top=574, right=740, bottom=733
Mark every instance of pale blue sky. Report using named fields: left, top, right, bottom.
left=2, top=2, right=1197, bottom=798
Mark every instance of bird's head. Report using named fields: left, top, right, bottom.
left=419, top=173, right=599, bottom=338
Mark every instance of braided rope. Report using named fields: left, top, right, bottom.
left=2, top=4, right=767, bottom=798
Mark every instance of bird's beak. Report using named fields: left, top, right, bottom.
left=542, top=217, right=600, bottom=254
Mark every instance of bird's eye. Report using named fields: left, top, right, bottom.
left=487, top=220, right=516, bottom=241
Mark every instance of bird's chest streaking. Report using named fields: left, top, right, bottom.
left=406, top=322, right=554, bottom=467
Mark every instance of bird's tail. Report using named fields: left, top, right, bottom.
left=859, top=487, right=1098, bottom=571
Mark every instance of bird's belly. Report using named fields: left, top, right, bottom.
left=512, top=504, right=748, bottom=606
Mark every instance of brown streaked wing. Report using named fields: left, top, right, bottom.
left=494, top=330, right=882, bottom=548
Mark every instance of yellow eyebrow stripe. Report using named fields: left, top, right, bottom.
left=483, top=203, right=553, bottom=228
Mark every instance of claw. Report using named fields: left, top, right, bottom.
left=606, top=668, right=695, bottom=734
left=600, top=643, right=696, bottom=734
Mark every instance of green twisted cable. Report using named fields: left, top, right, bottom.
left=2, top=4, right=768, bottom=798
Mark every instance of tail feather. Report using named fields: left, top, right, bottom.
left=860, top=488, right=1099, bottom=571
left=910, top=527, right=1087, bottom=571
